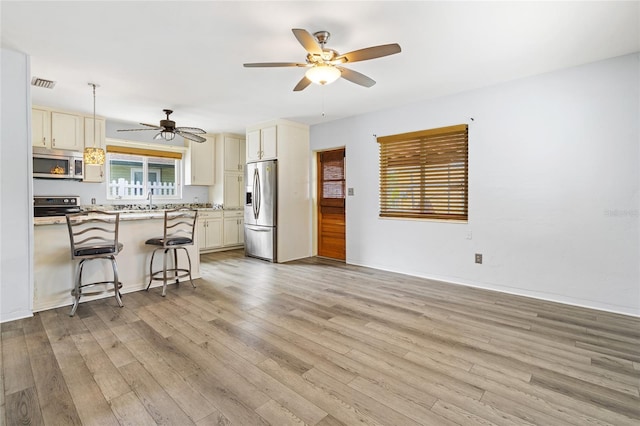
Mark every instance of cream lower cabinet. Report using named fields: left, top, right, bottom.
left=223, top=210, right=244, bottom=247
left=197, top=211, right=223, bottom=252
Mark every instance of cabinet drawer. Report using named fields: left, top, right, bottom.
left=223, top=210, right=243, bottom=218
left=198, top=210, right=223, bottom=220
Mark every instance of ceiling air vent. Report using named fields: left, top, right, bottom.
left=31, top=77, right=56, bottom=89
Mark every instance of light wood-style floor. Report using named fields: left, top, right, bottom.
left=2, top=249, right=639, bottom=425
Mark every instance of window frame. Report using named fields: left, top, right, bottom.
left=105, top=139, right=185, bottom=201
left=377, top=124, right=468, bottom=222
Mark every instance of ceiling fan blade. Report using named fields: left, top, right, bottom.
left=293, top=76, right=312, bottom=92
left=177, top=131, right=207, bottom=143
left=117, top=128, right=157, bottom=132
left=292, top=28, right=322, bottom=55
left=140, top=122, right=163, bottom=129
left=244, top=62, right=307, bottom=68
left=175, top=126, right=205, bottom=134
left=337, top=67, right=376, bottom=88
left=335, top=43, right=401, bottom=63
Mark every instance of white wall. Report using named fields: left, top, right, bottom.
left=310, top=53, right=640, bottom=316
left=1, top=48, right=33, bottom=322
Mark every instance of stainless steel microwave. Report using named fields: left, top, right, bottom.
left=32, top=147, right=84, bottom=180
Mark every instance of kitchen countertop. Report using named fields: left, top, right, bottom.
left=34, top=206, right=243, bottom=226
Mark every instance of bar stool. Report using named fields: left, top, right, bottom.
left=66, top=210, right=123, bottom=317
left=145, top=208, right=198, bottom=297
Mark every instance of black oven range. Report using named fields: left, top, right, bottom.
left=34, top=196, right=81, bottom=217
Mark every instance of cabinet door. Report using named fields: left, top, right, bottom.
left=223, top=174, right=243, bottom=209
left=261, top=126, right=277, bottom=159
left=84, top=117, right=105, bottom=149
left=51, top=112, right=83, bottom=151
left=224, top=136, right=242, bottom=172
left=238, top=217, right=244, bottom=245
left=223, top=217, right=239, bottom=246
left=205, top=219, right=223, bottom=248
left=186, top=137, right=214, bottom=186
left=84, top=164, right=104, bottom=183
left=246, top=130, right=261, bottom=162
left=32, top=108, right=51, bottom=148
left=197, top=218, right=208, bottom=250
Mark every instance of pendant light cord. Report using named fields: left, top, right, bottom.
left=92, top=83, right=96, bottom=148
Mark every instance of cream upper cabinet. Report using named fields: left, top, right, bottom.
left=223, top=174, right=243, bottom=209
left=84, top=116, right=106, bottom=149
left=51, top=111, right=83, bottom=151
left=223, top=136, right=245, bottom=172
left=185, top=134, right=215, bottom=186
left=209, top=133, right=246, bottom=209
left=32, top=107, right=88, bottom=152
left=246, top=130, right=261, bottom=162
left=32, top=108, right=51, bottom=148
left=246, top=126, right=276, bottom=161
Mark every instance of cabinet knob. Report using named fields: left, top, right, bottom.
left=42, top=137, right=46, bottom=145
left=52, top=138, right=56, bottom=146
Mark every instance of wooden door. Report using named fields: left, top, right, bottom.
left=317, top=148, right=346, bottom=260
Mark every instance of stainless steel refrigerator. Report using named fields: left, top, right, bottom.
left=244, top=159, right=277, bottom=261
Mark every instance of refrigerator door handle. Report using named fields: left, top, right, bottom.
left=253, top=167, right=260, bottom=220
left=246, top=226, right=271, bottom=232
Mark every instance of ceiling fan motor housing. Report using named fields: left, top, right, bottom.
left=160, top=119, right=176, bottom=131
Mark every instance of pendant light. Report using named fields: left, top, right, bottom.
left=83, top=83, right=105, bottom=165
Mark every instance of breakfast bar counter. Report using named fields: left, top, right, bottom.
left=33, top=211, right=201, bottom=312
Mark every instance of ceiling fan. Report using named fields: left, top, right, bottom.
left=244, top=28, right=401, bottom=91
left=117, top=109, right=207, bottom=143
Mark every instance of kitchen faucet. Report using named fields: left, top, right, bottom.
left=147, top=189, right=153, bottom=210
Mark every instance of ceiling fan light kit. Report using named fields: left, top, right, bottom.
left=305, top=64, right=341, bottom=85
left=243, top=28, right=401, bottom=91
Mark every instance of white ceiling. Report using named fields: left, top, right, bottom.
left=2, top=1, right=638, bottom=135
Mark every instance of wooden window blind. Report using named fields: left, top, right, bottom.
left=106, top=145, right=182, bottom=159
left=320, top=149, right=346, bottom=208
left=377, top=124, right=468, bottom=221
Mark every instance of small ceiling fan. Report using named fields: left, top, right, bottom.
left=244, top=28, right=401, bottom=91
left=117, top=109, right=206, bottom=143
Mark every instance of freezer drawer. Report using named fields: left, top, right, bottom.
left=244, top=225, right=276, bottom=262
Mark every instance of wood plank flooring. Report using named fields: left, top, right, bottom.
left=2, top=249, right=639, bottom=425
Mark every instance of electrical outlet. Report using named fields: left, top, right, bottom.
left=475, top=253, right=483, bottom=264
left=347, top=188, right=354, bottom=196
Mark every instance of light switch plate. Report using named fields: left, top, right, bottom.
left=347, top=188, right=354, bottom=196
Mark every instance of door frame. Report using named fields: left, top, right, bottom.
left=313, top=147, right=346, bottom=260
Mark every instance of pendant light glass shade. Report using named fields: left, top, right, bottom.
left=305, top=64, right=341, bottom=85
left=83, top=147, right=106, bottom=165
left=83, top=83, right=105, bottom=165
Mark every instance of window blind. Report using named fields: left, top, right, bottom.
left=377, top=124, right=468, bottom=221
left=106, top=145, right=182, bottom=160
